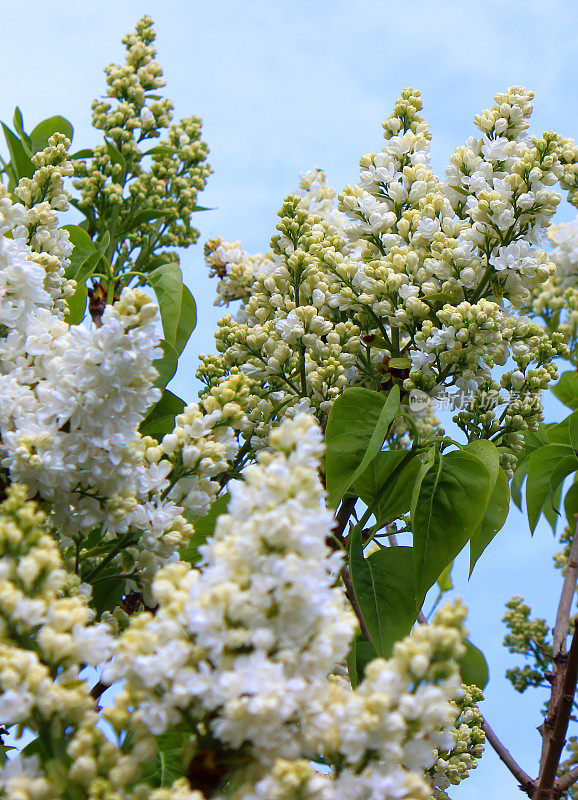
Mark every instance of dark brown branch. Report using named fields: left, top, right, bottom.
left=90, top=679, right=110, bottom=709
left=332, top=497, right=372, bottom=641
left=534, top=624, right=578, bottom=799
left=552, top=521, right=578, bottom=656
left=537, top=518, right=578, bottom=783
left=333, top=496, right=357, bottom=545
left=554, top=764, right=578, bottom=794
left=480, top=718, right=536, bottom=796
left=342, top=565, right=372, bottom=642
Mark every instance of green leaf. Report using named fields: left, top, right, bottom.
left=140, top=389, right=186, bottom=440
left=2, top=122, right=34, bottom=183
left=174, top=285, right=197, bottom=355
left=411, top=449, right=492, bottom=601
left=354, top=450, right=420, bottom=525
left=29, top=116, right=73, bottom=153
left=546, top=419, right=571, bottom=445
left=131, top=208, right=174, bottom=227
left=96, top=230, right=111, bottom=255
left=565, top=479, right=578, bottom=524
left=388, top=357, right=411, bottom=369
left=143, top=145, right=176, bottom=157
left=422, top=293, right=456, bottom=307
left=12, top=107, right=29, bottom=147
left=148, top=263, right=197, bottom=356
left=511, top=427, right=552, bottom=510
left=544, top=484, right=563, bottom=535
left=552, top=371, right=578, bottom=410
left=346, top=632, right=377, bottom=688
left=437, top=561, right=454, bottom=592
left=511, top=461, right=527, bottom=511
left=469, top=468, right=510, bottom=574
left=325, top=386, right=401, bottom=508
left=350, top=524, right=418, bottom=657
left=549, top=455, right=578, bottom=499
left=89, top=569, right=126, bottom=616
left=180, top=493, right=230, bottom=565
left=70, top=148, right=94, bottom=159
left=526, top=444, right=576, bottom=533
left=461, top=441, right=509, bottom=574
left=76, top=252, right=103, bottom=286
left=62, top=224, right=98, bottom=277
left=66, top=282, right=88, bottom=325
left=153, top=340, right=179, bottom=389
left=105, top=138, right=127, bottom=175
left=458, top=639, right=489, bottom=690
left=569, top=412, right=578, bottom=452
left=139, top=732, right=188, bottom=787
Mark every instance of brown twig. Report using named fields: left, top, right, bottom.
left=537, top=517, right=578, bottom=786
left=333, top=496, right=357, bottom=545
left=342, top=565, right=372, bottom=642
left=554, top=763, right=578, bottom=794
left=479, top=718, right=536, bottom=796
left=331, top=497, right=372, bottom=642
left=534, top=624, right=578, bottom=798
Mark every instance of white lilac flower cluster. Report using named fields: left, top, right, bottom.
left=0, top=151, right=245, bottom=597
left=198, top=195, right=361, bottom=449
left=203, top=169, right=346, bottom=310
left=104, top=415, right=356, bottom=748
left=0, top=486, right=171, bottom=800
left=101, top=414, right=472, bottom=800
left=199, top=87, right=570, bottom=466
left=336, top=87, right=563, bottom=393
left=204, top=237, right=276, bottom=307
left=524, top=216, right=578, bottom=365
left=429, top=683, right=485, bottom=798
left=0, top=418, right=478, bottom=800
left=11, top=133, right=76, bottom=313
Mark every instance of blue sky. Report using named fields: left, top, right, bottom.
left=2, top=1, right=578, bottom=795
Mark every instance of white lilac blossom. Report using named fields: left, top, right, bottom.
left=522, top=214, right=578, bottom=367
left=0, top=421, right=477, bottom=800
left=102, top=415, right=472, bottom=800
left=105, top=414, right=356, bottom=754
left=198, top=87, right=570, bottom=473
left=73, top=15, right=212, bottom=274
left=0, top=149, right=245, bottom=597
left=0, top=486, right=162, bottom=800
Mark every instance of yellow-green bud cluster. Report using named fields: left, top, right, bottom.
left=73, top=15, right=211, bottom=278
left=503, top=596, right=553, bottom=694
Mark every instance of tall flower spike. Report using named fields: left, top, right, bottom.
left=73, top=15, right=212, bottom=278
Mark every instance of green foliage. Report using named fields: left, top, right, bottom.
left=325, top=385, right=401, bottom=507
left=180, top=493, right=230, bottom=565
left=411, top=448, right=493, bottom=600
left=346, top=632, right=378, bottom=688
left=349, top=527, right=419, bottom=657
left=141, top=389, right=187, bottom=440
left=461, top=440, right=510, bottom=574
left=353, top=450, right=421, bottom=527
left=552, top=371, right=578, bottom=410
left=148, top=262, right=197, bottom=355
left=140, top=732, right=190, bottom=787
left=526, top=444, right=577, bottom=533
left=459, top=639, right=490, bottom=690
